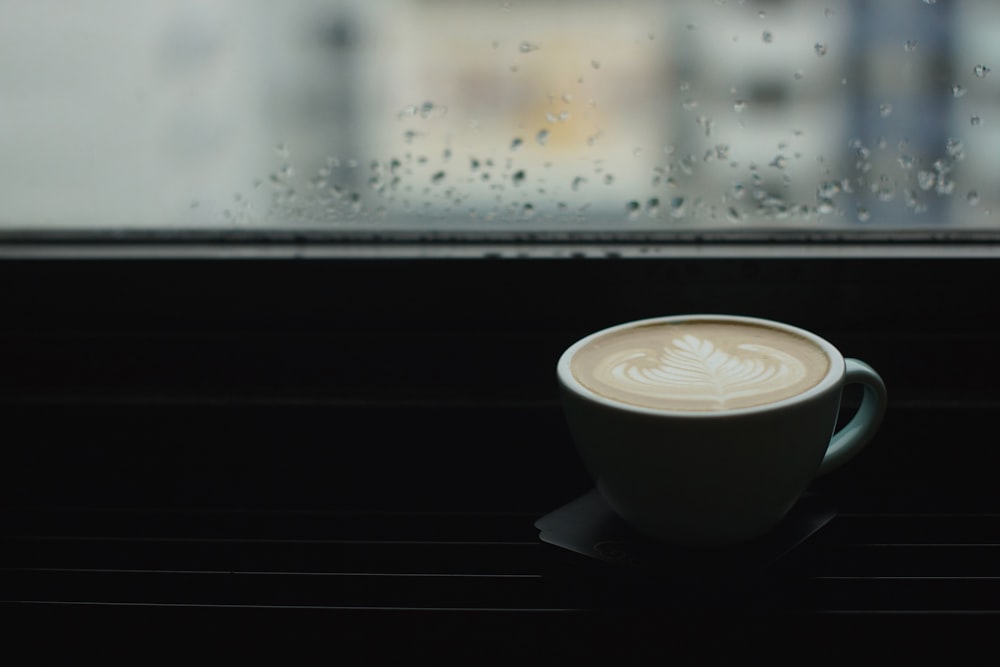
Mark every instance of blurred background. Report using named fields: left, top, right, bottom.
left=0, top=0, right=997, bottom=231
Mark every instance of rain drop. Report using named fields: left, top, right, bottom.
left=626, top=200, right=641, bottom=218
left=431, top=171, right=446, bottom=184
left=536, top=129, right=549, bottom=146
left=733, top=100, right=747, bottom=113
left=670, top=196, right=686, bottom=218
left=952, top=84, right=968, bottom=98
left=512, top=169, right=526, bottom=185
left=591, top=60, right=601, bottom=70
left=974, top=64, right=991, bottom=78
left=647, top=198, right=661, bottom=216
left=857, top=207, right=871, bottom=223
left=604, top=174, right=615, bottom=185
left=903, top=40, right=918, bottom=52
left=814, top=42, right=827, bottom=56
left=917, top=170, right=936, bottom=191
left=519, top=41, right=540, bottom=53
left=571, top=176, right=586, bottom=191
left=816, top=199, right=836, bottom=214
left=968, top=190, right=980, bottom=206
left=510, top=137, right=524, bottom=151
left=879, top=103, right=893, bottom=118
left=946, top=138, right=964, bottom=159
left=971, top=114, right=982, bottom=127
left=762, top=30, right=774, bottom=44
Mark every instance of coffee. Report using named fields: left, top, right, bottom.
left=570, top=319, right=830, bottom=411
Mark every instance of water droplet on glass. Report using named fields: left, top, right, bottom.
left=632, top=147, right=643, bottom=158
left=647, top=198, right=660, bottom=216
left=626, top=200, right=641, bottom=218
left=731, top=183, right=746, bottom=199
left=604, top=174, right=615, bottom=185
left=857, top=207, right=871, bottom=223
left=974, top=64, right=991, bottom=78
left=898, top=155, right=914, bottom=170
left=522, top=203, right=535, bottom=217
left=971, top=114, right=982, bottom=127
left=817, top=199, right=836, bottom=214
left=670, top=196, right=686, bottom=218
left=571, top=176, right=586, bottom=191
left=762, top=30, right=773, bottom=44
left=591, top=59, right=601, bottom=70
left=794, top=70, right=804, bottom=80
left=536, top=129, right=549, bottom=146
left=946, top=138, right=965, bottom=159
left=519, top=41, right=540, bottom=53
left=880, top=103, right=893, bottom=118
left=917, top=170, right=936, bottom=191
left=923, top=0, right=936, bottom=4
left=558, top=110, right=570, bottom=122
left=814, top=42, right=827, bottom=56
left=733, top=100, right=747, bottom=113
left=936, top=178, right=956, bottom=195
left=512, top=169, right=526, bottom=185
left=904, top=40, right=918, bottom=52
left=545, top=111, right=558, bottom=123
left=953, top=84, right=968, bottom=98
left=817, top=181, right=841, bottom=198
left=431, top=171, right=446, bottom=184
left=726, top=207, right=742, bottom=223
left=968, top=190, right=981, bottom=206
left=510, top=137, right=523, bottom=151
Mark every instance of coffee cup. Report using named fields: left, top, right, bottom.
left=557, top=314, right=887, bottom=547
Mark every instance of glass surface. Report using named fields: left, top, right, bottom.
left=1, top=0, right=996, bottom=233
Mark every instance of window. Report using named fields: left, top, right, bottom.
left=1, top=0, right=997, bottom=238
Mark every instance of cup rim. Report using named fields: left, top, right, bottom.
left=557, top=314, right=845, bottom=418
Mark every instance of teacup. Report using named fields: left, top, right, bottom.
left=557, top=314, right=887, bottom=547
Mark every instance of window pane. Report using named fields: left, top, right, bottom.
left=0, top=0, right=994, bottom=231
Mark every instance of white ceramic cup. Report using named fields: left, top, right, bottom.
left=557, top=314, right=887, bottom=547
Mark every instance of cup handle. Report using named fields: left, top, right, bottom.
left=816, top=358, right=887, bottom=477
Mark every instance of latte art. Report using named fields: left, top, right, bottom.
left=570, top=320, right=830, bottom=411
left=604, top=335, right=808, bottom=407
